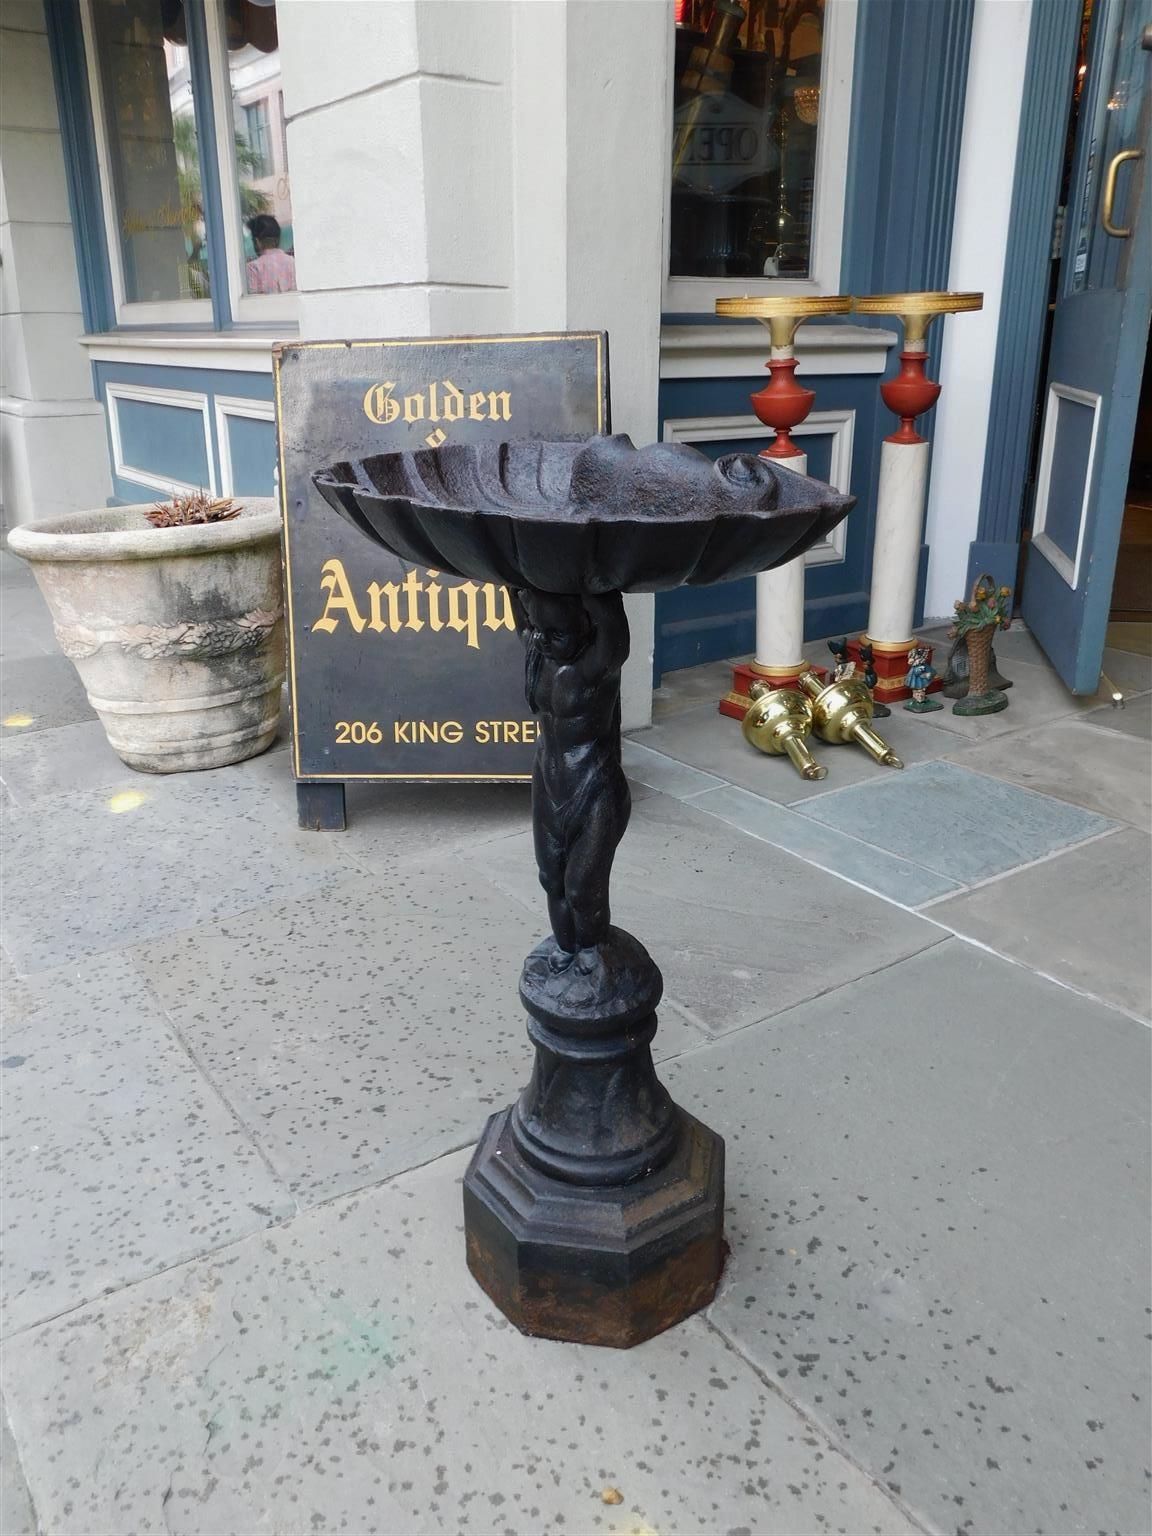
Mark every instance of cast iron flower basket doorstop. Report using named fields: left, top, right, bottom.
left=315, top=435, right=853, bottom=1347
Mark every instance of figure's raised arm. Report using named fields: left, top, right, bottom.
left=580, top=591, right=629, bottom=679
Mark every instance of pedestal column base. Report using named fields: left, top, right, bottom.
left=463, top=1107, right=725, bottom=1348
left=721, top=660, right=828, bottom=720
left=848, top=637, right=942, bottom=704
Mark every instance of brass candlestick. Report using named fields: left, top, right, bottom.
left=797, top=669, right=904, bottom=769
left=742, top=681, right=826, bottom=780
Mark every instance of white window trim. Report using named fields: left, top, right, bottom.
left=662, top=0, right=858, bottom=312
left=214, top=394, right=276, bottom=497
left=662, top=409, right=855, bottom=565
left=79, top=0, right=214, bottom=327
left=105, top=382, right=216, bottom=498
left=1031, top=382, right=1102, bottom=591
left=204, top=6, right=298, bottom=326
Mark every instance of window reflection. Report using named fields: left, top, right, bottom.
left=90, top=0, right=210, bottom=302
left=223, top=0, right=296, bottom=294
left=670, top=0, right=825, bottom=280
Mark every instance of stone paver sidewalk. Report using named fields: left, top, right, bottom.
left=2, top=544, right=1150, bottom=1535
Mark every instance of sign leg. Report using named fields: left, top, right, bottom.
left=296, top=781, right=346, bottom=831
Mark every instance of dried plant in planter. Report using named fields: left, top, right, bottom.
left=146, top=491, right=244, bottom=528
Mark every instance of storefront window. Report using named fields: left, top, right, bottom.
left=221, top=2, right=296, bottom=296
left=670, top=0, right=825, bottom=280
left=89, top=0, right=210, bottom=303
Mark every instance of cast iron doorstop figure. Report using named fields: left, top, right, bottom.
left=315, top=434, right=853, bottom=1347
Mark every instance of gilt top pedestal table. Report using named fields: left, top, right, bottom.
left=315, top=434, right=853, bottom=1347
left=849, top=291, right=983, bottom=701
left=714, top=293, right=853, bottom=716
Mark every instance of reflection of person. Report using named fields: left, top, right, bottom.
left=245, top=214, right=296, bottom=294
left=512, top=589, right=630, bottom=966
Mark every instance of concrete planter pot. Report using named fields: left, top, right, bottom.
left=7, top=499, right=285, bottom=773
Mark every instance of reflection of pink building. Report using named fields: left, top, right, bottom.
left=227, top=48, right=292, bottom=241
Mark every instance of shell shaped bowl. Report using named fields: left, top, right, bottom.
left=312, top=434, right=855, bottom=595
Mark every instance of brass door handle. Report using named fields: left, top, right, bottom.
left=1102, top=148, right=1144, bottom=237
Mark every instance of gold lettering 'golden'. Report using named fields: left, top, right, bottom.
left=362, top=379, right=512, bottom=427
left=311, top=559, right=516, bottom=651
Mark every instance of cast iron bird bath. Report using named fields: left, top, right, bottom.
left=314, top=435, right=853, bottom=1347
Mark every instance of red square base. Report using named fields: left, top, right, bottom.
left=719, top=661, right=828, bottom=721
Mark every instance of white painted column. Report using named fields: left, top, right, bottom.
left=278, top=0, right=666, bottom=729
left=865, top=439, right=931, bottom=644
left=0, top=0, right=111, bottom=524
left=754, top=453, right=808, bottom=671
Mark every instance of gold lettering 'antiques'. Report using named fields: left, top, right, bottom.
left=274, top=333, right=607, bottom=787
left=362, top=380, right=512, bottom=426
left=310, top=560, right=516, bottom=650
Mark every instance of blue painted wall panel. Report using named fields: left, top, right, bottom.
left=93, top=359, right=274, bottom=503
left=226, top=413, right=276, bottom=496
left=116, top=397, right=211, bottom=488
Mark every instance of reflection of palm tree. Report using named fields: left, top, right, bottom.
left=172, top=114, right=270, bottom=296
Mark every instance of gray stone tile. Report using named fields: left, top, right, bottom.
left=469, top=791, right=942, bottom=1035
left=666, top=941, right=1152, bottom=1536
left=944, top=716, right=1151, bottom=829
left=1081, top=690, right=1152, bottom=740
left=910, top=655, right=1116, bottom=743
left=1, top=719, right=136, bottom=805
left=1, top=952, right=291, bottom=1335
left=212, top=746, right=537, bottom=863
left=133, top=860, right=706, bottom=1205
left=1, top=585, right=60, bottom=660
left=1, top=654, right=95, bottom=736
left=621, top=736, right=725, bottom=799
left=0, top=1405, right=35, bottom=1536
left=691, top=784, right=962, bottom=905
left=0, top=549, right=35, bottom=589
left=2, top=1148, right=917, bottom=1536
left=652, top=656, right=735, bottom=720
left=801, top=761, right=1117, bottom=885
left=1099, top=643, right=1152, bottom=697
left=1, top=772, right=353, bottom=973
left=930, top=827, right=1151, bottom=1019
left=635, top=698, right=950, bottom=807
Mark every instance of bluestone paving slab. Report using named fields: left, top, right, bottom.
left=801, top=760, right=1116, bottom=886
left=1, top=952, right=291, bottom=1336
left=2, top=1147, right=919, bottom=1536
left=1081, top=690, right=1152, bottom=740
left=133, top=860, right=707, bottom=1205
left=930, top=826, right=1152, bottom=1019
left=944, top=716, right=1152, bottom=829
left=1, top=772, right=353, bottom=973
left=633, top=699, right=950, bottom=807
left=0, top=1405, right=35, bottom=1536
left=469, top=790, right=943, bottom=1035
left=651, top=655, right=735, bottom=719
left=1099, top=642, right=1152, bottom=696
left=0, top=549, right=34, bottom=589
left=910, top=656, right=1116, bottom=743
left=621, top=736, right=725, bottom=799
left=0, top=654, right=95, bottom=736
left=690, top=784, right=962, bottom=904
left=665, top=940, right=1152, bottom=1536
left=1, top=585, right=61, bottom=660
left=0, top=718, right=141, bottom=805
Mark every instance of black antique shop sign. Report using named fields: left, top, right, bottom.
left=274, top=333, right=609, bottom=827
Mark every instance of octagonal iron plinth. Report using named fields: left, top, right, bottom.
left=314, top=435, right=853, bottom=1348
left=464, top=1105, right=725, bottom=1348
